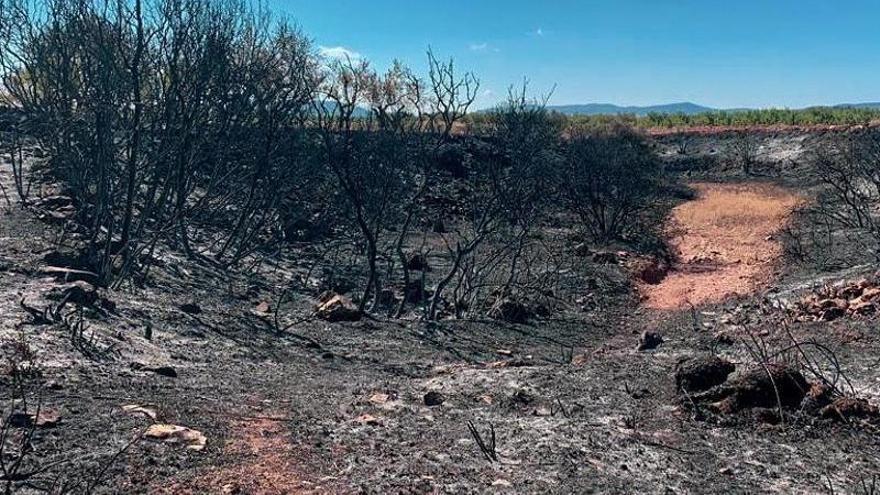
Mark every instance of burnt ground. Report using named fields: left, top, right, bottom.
left=2, top=133, right=880, bottom=494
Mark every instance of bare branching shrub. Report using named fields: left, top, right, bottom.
left=560, top=124, right=662, bottom=243
left=786, top=130, right=880, bottom=267
left=0, top=0, right=321, bottom=284
left=427, top=86, right=562, bottom=320
left=732, top=130, right=758, bottom=175
left=814, top=131, right=880, bottom=239
left=673, top=132, right=693, bottom=155
left=1, top=0, right=672, bottom=325
left=314, top=57, right=425, bottom=312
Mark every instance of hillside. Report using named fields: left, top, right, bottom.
left=546, top=102, right=714, bottom=116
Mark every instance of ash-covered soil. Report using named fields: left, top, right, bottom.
left=2, top=133, right=880, bottom=494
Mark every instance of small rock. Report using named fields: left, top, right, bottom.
left=254, top=301, right=271, bottom=314
left=123, top=404, right=158, bottom=421
left=354, top=414, right=382, bottom=426
left=533, top=406, right=553, bottom=417
left=636, top=331, right=663, bottom=351
left=315, top=294, right=361, bottom=322
left=142, top=365, right=177, bottom=378
left=424, top=391, right=445, bottom=407
left=145, top=423, right=206, bottom=451
left=179, top=303, right=202, bottom=315
left=8, top=409, right=62, bottom=429
left=675, top=356, right=735, bottom=393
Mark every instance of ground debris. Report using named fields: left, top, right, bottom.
left=41, top=266, right=100, bottom=286
left=793, top=275, right=880, bottom=321
left=145, top=424, right=207, bottom=451
left=133, top=363, right=178, bottom=378
left=698, top=364, right=808, bottom=414
left=675, top=355, right=735, bottom=393
left=47, top=280, right=99, bottom=307
left=424, top=391, right=445, bottom=407
left=123, top=405, right=159, bottom=421
left=315, top=293, right=361, bottom=322
left=354, top=414, right=383, bottom=426
left=7, top=409, right=62, bottom=429
left=487, top=298, right=531, bottom=324
left=820, top=397, right=880, bottom=421
left=178, top=302, right=202, bottom=315
left=636, top=330, right=663, bottom=351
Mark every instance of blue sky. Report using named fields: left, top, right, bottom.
left=272, top=0, right=880, bottom=110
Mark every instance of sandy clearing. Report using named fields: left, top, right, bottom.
left=641, top=182, right=802, bottom=310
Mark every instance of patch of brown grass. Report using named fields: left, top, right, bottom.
left=642, top=182, right=803, bottom=310
left=675, top=183, right=802, bottom=229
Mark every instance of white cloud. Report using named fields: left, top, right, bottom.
left=535, top=27, right=545, bottom=37
left=469, top=42, right=500, bottom=53
left=318, top=45, right=362, bottom=60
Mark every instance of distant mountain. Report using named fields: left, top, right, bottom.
left=832, top=102, right=880, bottom=110
left=545, top=102, right=715, bottom=116
left=541, top=101, right=880, bottom=116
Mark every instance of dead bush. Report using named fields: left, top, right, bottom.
left=559, top=124, right=662, bottom=243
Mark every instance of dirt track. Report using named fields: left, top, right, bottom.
left=642, top=182, right=802, bottom=310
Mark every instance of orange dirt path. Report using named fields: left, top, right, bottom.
left=641, top=182, right=802, bottom=310
left=155, top=415, right=330, bottom=495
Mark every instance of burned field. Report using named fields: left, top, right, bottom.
left=1, top=117, right=880, bottom=494
left=2, top=3, right=880, bottom=493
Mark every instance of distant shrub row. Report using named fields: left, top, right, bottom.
left=468, top=107, right=880, bottom=130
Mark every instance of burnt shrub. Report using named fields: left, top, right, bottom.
left=783, top=129, right=880, bottom=270
left=559, top=124, right=663, bottom=243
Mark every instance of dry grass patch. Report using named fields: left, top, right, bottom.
left=675, top=183, right=802, bottom=229
left=643, top=182, right=803, bottom=310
